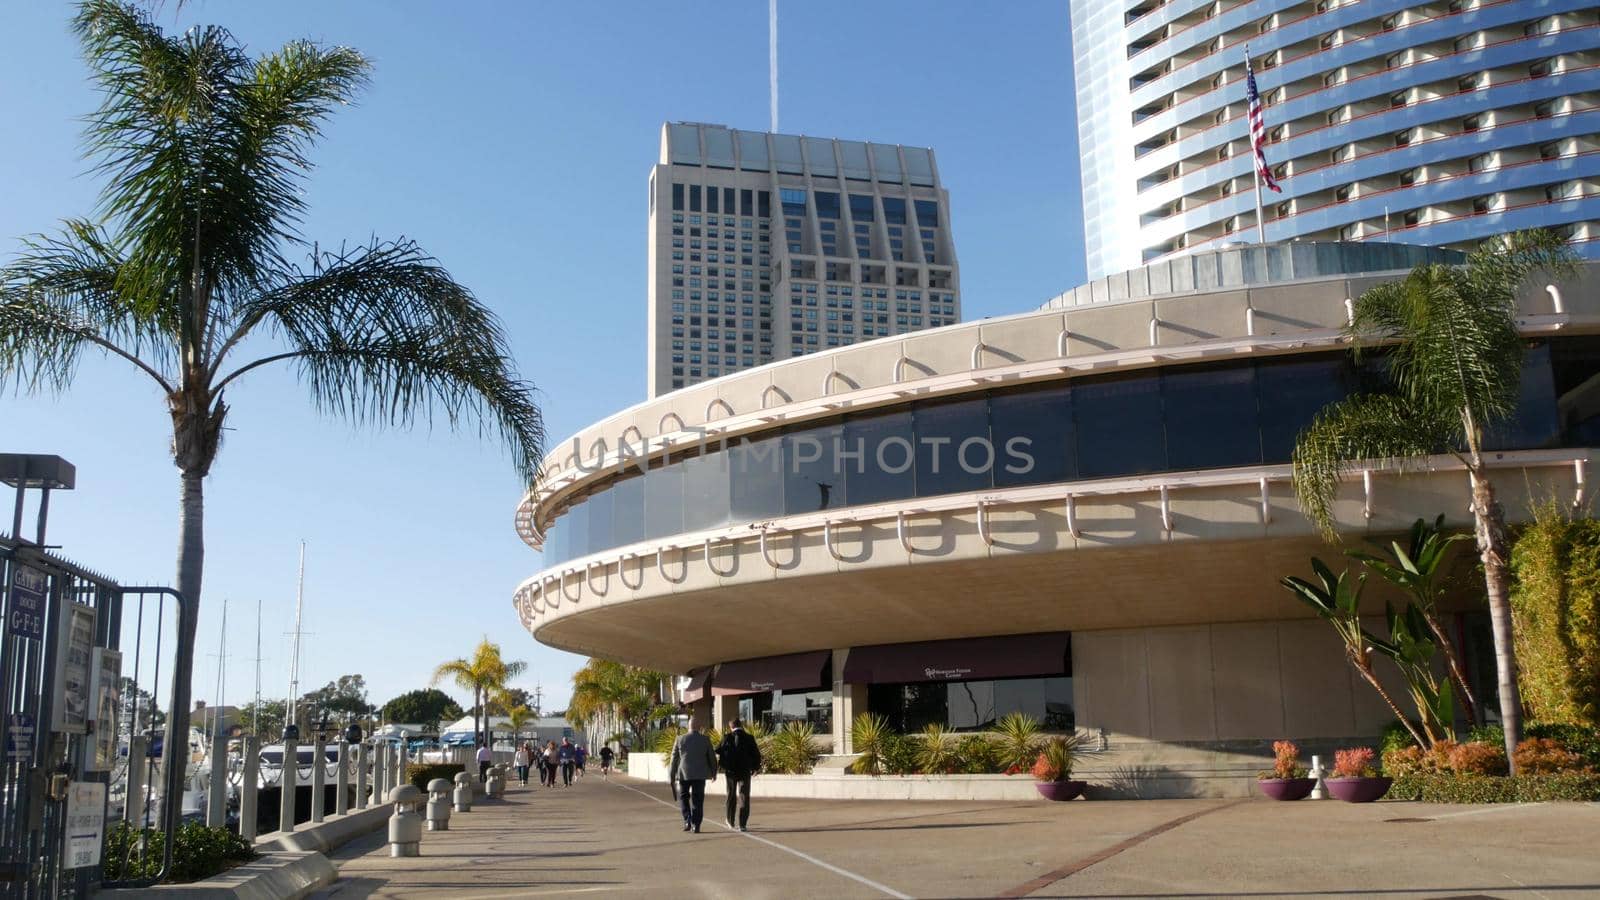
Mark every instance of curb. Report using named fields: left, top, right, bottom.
left=102, top=851, right=335, bottom=899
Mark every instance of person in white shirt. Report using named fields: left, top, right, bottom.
left=476, top=740, right=493, bottom=782
left=513, top=743, right=531, bottom=786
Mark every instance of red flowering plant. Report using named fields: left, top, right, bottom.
left=1332, top=747, right=1379, bottom=778
left=1029, top=734, right=1087, bottom=783
left=1260, top=740, right=1309, bottom=780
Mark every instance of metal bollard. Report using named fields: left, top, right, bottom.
left=279, top=738, right=298, bottom=834
left=336, top=740, right=350, bottom=816
left=355, top=743, right=369, bottom=809
left=425, top=778, right=452, bottom=831
left=240, top=736, right=260, bottom=841
left=387, top=784, right=423, bottom=857
left=311, top=738, right=327, bottom=823
left=452, top=771, right=473, bottom=813
left=1309, top=754, right=1327, bottom=799
left=486, top=763, right=506, bottom=799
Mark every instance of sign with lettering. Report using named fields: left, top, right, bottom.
left=923, top=666, right=975, bottom=681
left=64, top=781, right=106, bottom=869
left=52, top=603, right=96, bottom=734
left=7, top=565, right=47, bottom=640
left=5, top=714, right=33, bottom=762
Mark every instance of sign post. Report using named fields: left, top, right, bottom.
left=6, top=564, right=47, bottom=641
left=64, top=781, right=106, bottom=870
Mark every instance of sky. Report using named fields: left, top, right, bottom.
left=0, top=0, right=1084, bottom=717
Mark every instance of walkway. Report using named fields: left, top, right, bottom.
left=312, top=773, right=1600, bottom=898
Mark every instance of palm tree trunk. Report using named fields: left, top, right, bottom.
left=1470, top=468, right=1523, bottom=772
left=1418, top=606, right=1478, bottom=726
left=162, top=465, right=205, bottom=839
left=1351, top=651, right=1428, bottom=748
left=473, top=687, right=481, bottom=749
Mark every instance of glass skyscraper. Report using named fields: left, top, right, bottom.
left=1070, top=0, right=1600, bottom=279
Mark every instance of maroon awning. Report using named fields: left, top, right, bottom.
left=711, top=650, right=832, bottom=696
left=843, top=632, right=1071, bottom=684
left=682, top=667, right=712, bottom=703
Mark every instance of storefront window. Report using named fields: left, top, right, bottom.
left=869, top=676, right=1074, bottom=733
left=748, top=689, right=833, bottom=735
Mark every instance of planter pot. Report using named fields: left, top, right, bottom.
left=1034, top=780, right=1086, bottom=801
left=1257, top=777, right=1316, bottom=801
left=1325, top=776, right=1393, bottom=803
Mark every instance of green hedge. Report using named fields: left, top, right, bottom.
left=405, top=763, right=465, bottom=793
left=103, top=821, right=255, bottom=883
left=1509, top=506, right=1600, bottom=728
left=1389, top=772, right=1600, bottom=803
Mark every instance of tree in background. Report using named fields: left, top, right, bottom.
left=0, top=0, right=544, bottom=767
left=299, top=674, right=370, bottom=730
left=118, top=677, right=164, bottom=734
left=1292, top=229, right=1576, bottom=771
left=567, top=659, right=674, bottom=747
left=237, top=698, right=286, bottom=740
left=432, top=638, right=526, bottom=746
left=506, top=704, right=534, bottom=742
left=381, top=688, right=463, bottom=733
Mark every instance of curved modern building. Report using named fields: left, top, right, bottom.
left=1072, top=0, right=1600, bottom=279
left=513, top=241, right=1597, bottom=791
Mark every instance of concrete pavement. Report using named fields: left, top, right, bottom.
left=311, top=773, right=1600, bottom=898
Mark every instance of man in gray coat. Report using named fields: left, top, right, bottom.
left=668, top=722, right=718, bottom=833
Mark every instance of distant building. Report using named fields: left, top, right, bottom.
left=646, top=122, right=961, bottom=396
left=1069, top=0, right=1600, bottom=279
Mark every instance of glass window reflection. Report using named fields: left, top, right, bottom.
left=1075, top=372, right=1166, bottom=477
left=1164, top=363, right=1260, bottom=470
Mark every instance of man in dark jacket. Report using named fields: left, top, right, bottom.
left=669, top=722, right=718, bottom=833
left=716, top=718, right=762, bottom=831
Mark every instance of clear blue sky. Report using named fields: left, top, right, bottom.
left=0, top=1, right=1084, bottom=716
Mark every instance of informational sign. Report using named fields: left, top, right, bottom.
left=7, top=564, right=47, bottom=640
left=63, top=782, right=106, bottom=870
left=52, top=602, right=96, bottom=734
left=87, top=648, right=122, bottom=772
left=5, top=713, right=34, bottom=762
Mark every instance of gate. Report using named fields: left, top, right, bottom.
left=0, top=456, right=195, bottom=897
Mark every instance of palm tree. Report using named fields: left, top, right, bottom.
left=505, top=704, right=533, bottom=743
left=432, top=638, right=527, bottom=747
left=567, top=658, right=675, bottom=746
left=0, top=0, right=542, bottom=808
left=1292, top=229, right=1576, bottom=771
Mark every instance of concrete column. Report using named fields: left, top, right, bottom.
left=830, top=649, right=865, bottom=754
left=311, top=738, right=327, bottom=823
left=239, top=736, right=260, bottom=841
left=687, top=698, right=712, bottom=731
left=278, top=738, right=298, bottom=834
left=335, top=741, right=350, bottom=816
left=355, top=743, right=369, bottom=809
left=206, top=727, right=227, bottom=827
left=713, top=695, right=739, bottom=732
left=371, top=743, right=385, bottom=810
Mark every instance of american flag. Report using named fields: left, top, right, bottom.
left=1245, top=55, right=1283, bottom=193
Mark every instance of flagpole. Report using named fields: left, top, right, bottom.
left=1246, top=46, right=1267, bottom=245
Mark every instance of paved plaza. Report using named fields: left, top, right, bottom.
left=311, top=774, right=1600, bottom=899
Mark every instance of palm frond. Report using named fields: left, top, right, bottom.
left=1292, top=393, right=1450, bottom=539
left=1464, top=228, right=1579, bottom=308
left=215, top=240, right=544, bottom=479
left=0, top=221, right=174, bottom=391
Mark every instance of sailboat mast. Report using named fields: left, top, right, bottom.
left=213, top=596, right=228, bottom=736
left=287, top=541, right=307, bottom=737
left=253, top=595, right=262, bottom=735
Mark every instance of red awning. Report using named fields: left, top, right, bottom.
left=843, top=632, right=1071, bottom=684
left=711, top=650, right=832, bottom=696
left=682, top=667, right=712, bottom=703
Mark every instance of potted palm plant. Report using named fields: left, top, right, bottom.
left=1031, top=734, right=1089, bottom=801
left=1325, top=747, right=1392, bottom=802
left=1257, top=740, right=1316, bottom=800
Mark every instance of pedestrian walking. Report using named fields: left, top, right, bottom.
left=559, top=737, right=576, bottom=786
left=599, top=745, right=614, bottom=775
left=668, top=722, right=718, bottom=833
left=514, top=743, right=531, bottom=786
left=574, top=744, right=587, bottom=778
left=716, top=718, right=762, bottom=831
left=543, top=741, right=559, bottom=787
left=476, top=740, right=493, bottom=783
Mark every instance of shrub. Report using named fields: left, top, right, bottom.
left=763, top=722, right=822, bottom=775
left=405, top=763, right=464, bottom=793
left=1030, top=734, right=1087, bottom=783
left=650, top=727, right=684, bottom=755
left=1508, top=505, right=1600, bottom=729
left=1466, top=723, right=1505, bottom=747
left=848, top=712, right=890, bottom=775
left=103, top=821, right=255, bottom=884
left=1382, top=745, right=1434, bottom=778
left=991, top=713, right=1044, bottom=773
left=1527, top=723, right=1600, bottom=769
left=1388, top=773, right=1600, bottom=803
left=1513, top=738, right=1588, bottom=774
left=1262, top=740, right=1307, bottom=780
left=955, top=734, right=1002, bottom=774
left=1333, top=747, right=1378, bottom=778
left=881, top=734, right=919, bottom=775
left=1380, top=719, right=1420, bottom=756
left=1446, top=740, right=1508, bottom=776
left=914, top=724, right=961, bottom=775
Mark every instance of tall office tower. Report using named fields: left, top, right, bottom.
left=1070, top=0, right=1600, bottom=280
left=646, top=122, right=961, bottom=397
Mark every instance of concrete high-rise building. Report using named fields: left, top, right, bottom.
left=646, top=122, right=961, bottom=397
left=1069, top=0, right=1600, bottom=280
